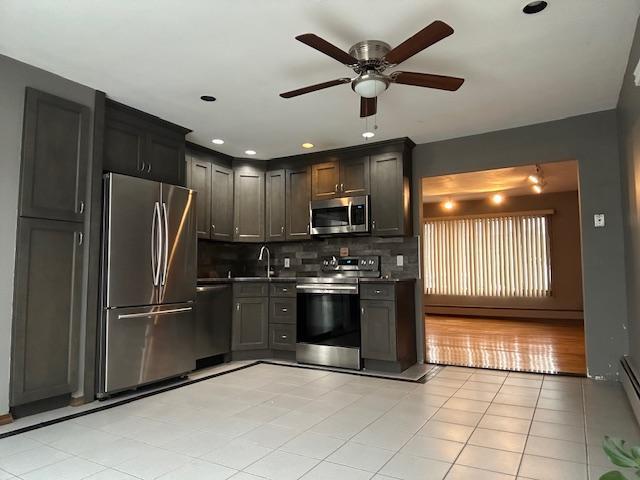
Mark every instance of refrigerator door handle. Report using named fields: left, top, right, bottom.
left=117, top=306, right=193, bottom=319
left=161, top=202, right=169, bottom=286
left=151, top=202, right=161, bottom=287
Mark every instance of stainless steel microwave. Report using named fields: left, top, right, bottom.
left=309, top=195, right=370, bottom=235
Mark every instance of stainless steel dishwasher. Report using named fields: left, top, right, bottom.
left=195, top=284, right=232, bottom=359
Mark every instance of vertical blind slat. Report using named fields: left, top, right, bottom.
left=424, top=214, right=551, bottom=298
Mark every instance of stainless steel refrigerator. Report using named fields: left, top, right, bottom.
left=98, top=173, right=197, bottom=397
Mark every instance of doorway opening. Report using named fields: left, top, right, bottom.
left=421, top=160, right=586, bottom=374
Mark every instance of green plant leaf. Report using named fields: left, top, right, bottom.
left=631, top=446, right=640, bottom=461
left=600, top=471, right=629, bottom=480
left=603, top=437, right=639, bottom=468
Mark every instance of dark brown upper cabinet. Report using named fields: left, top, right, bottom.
left=233, top=165, right=265, bottom=242
left=211, top=163, right=234, bottom=241
left=266, top=169, right=286, bottom=242
left=146, top=132, right=186, bottom=185
left=19, top=88, right=90, bottom=223
left=339, top=155, right=370, bottom=197
left=370, top=151, right=412, bottom=237
left=286, top=167, right=311, bottom=240
left=103, top=100, right=190, bottom=186
left=311, top=157, right=369, bottom=200
left=188, top=155, right=212, bottom=239
left=185, top=146, right=234, bottom=242
left=311, top=161, right=340, bottom=200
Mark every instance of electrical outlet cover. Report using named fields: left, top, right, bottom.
left=284, top=257, right=290, bottom=268
left=397, top=255, right=404, bottom=266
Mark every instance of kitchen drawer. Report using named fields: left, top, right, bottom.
left=270, top=323, right=296, bottom=351
left=270, top=297, right=296, bottom=324
left=233, top=282, right=268, bottom=298
left=360, top=283, right=395, bottom=301
left=270, top=282, right=296, bottom=297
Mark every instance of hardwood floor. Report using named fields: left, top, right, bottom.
left=424, top=314, right=586, bottom=375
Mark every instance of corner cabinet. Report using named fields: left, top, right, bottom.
left=370, top=150, right=412, bottom=237
left=266, top=169, right=286, bottom=242
left=103, top=100, right=190, bottom=186
left=233, top=165, right=265, bottom=242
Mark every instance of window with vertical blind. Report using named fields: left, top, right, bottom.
left=423, top=213, right=552, bottom=297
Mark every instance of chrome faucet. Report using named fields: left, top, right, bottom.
left=258, top=245, right=271, bottom=279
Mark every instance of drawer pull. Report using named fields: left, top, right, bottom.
left=281, top=308, right=288, bottom=313
left=281, top=335, right=288, bottom=339
left=282, top=288, right=288, bottom=292
left=375, top=290, right=381, bottom=294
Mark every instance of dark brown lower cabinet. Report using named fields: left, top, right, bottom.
left=269, top=324, right=296, bottom=351
left=360, top=280, right=416, bottom=372
left=232, top=297, right=269, bottom=350
left=11, top=218, right=84, bottom=406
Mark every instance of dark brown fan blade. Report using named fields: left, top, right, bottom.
left=391, top=71, right=464, bottom=91
left=384, top=21, right=454, bottom=65
left=296, top=34, right=359, bottom=65
left=360, top=97, right=377, bottom=117
left=280, top=78, right=351, bottom=98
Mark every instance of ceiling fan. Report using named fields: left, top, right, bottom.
left=279, top=20, right=465, bottom=118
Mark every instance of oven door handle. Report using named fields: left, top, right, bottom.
left=297, top=284, right=359, bottom=294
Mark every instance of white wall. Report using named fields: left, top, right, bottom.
left=0, top=54, right=95, bottom=415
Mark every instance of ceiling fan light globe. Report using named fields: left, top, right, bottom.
left=352, top=73, right=389, bottom=98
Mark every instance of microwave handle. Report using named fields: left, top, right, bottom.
left=348, top=200, right=352, bottom=229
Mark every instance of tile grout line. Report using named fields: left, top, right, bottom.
left=513, top=375, right=544, bottom=479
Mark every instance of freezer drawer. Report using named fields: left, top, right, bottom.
left=102, top=303, right=195, bottom=395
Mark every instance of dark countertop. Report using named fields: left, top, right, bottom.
left=359, top=277, right=416, bottom=283
left=198, top=277, right=298, bottom=284
left=198, top=276, right=416, bottom=285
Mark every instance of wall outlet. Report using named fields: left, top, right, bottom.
left=339, top=247, right=349, bottom=257
left=284, top=257, right=290, bottom=268
left=397, top=254, right=404, bottom=267
left=594, top=214, right=605, bottom=228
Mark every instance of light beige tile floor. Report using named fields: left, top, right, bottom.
left=0, top=364, right=638, bottom=479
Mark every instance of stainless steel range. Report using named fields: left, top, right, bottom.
left=296, top=255, right=380, bottom=370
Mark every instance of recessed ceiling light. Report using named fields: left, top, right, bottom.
left=362, top=131, right=375, bottom=138
left=212, top=139, right=224, bottom=145
left=532, top=184, right=543, bottom=194
left=528, top=174, right=540, bottom=184
left=491, top=193, right=505, bottom=205
left=443, top=200, right=455, bottom=211
left=245, top=150, right=257, bottom=155
left=200, top=95, right=216, bottom=102
left=302, top=143, right=314, bottom=149
left=523, top=1, right=547, bottom=14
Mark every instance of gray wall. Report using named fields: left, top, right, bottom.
left=412, top=109, right=629, bottom=380
left=618, top=16, right=640, bottom=374
left=0, top=54, right=96, bottom=415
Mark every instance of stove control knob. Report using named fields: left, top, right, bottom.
left=360, top=259, right=366, bottom=265
left=368, top=259, right=375, bottom=265
left=323, top=260, right=329, bottom=266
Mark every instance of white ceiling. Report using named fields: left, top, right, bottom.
left=422, top=160, right=579, bottom=202
left=1, top=1, right=638, bottom=159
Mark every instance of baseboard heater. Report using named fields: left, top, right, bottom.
left=620, top=356, right=640, bottom=425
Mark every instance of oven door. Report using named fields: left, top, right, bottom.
left=296, top=284, right=360, bottom=348
left=310, top=196, right=369, bottom=235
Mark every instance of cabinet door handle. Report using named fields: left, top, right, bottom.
left=79, top=201, right=85, bottom=214
left=361, top=307, right=365, bottom=316
left=77, top=232, right=84, bottom=246
left=147, top=163, right=152, bottom=173
left=335, top=183, right=338, bottom=192
left=235, top=226, right=239, bottom=234
left=340, top=183, right=344, bottom=192
left=140, top=161, right=145, bottom=172
left=307, top=224, right=310, bottom=233
left=281, top=225, right=285, bottom=234
left=236, top=303, right=240, bottom=311
left=372, top=220, right=376, bottom=231
left=211, top=224, right=215, bottom=232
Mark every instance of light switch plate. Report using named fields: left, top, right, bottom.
left=284, top=257, right=290, bottom=268
left=594, top=214, right=605, bottom=228
left=397, top=254, right=404, bottom=266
